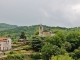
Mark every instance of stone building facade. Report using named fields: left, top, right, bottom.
left=39, top=24, right=55, bottom=37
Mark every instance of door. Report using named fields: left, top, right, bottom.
left=7, top=47, right=8, bottom=51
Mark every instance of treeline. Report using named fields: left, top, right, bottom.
left=1, top=31, right=80, bottom=60
left=0, top=23, right=18, bottom=31
left=0, top=24, right=80, bottom=40
left=0, top=24, right=80, bottom=60
left=30, top=30, right=80, bottom=60
left=0, top=25, right=67, bottom=40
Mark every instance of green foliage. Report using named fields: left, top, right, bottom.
left=9, top=50, right=14, bottom=54
left=52, top=31, right=66, bottom=47
left=62, top=42, right=72, bottom=52
left=52, top=45, right=61, bottom=56
left=20, top=32, right=26, bottom=39
left=30, top=53, right=41, bottom=59
left=60, top=48, right=67, bottom=55
left=66, top=31, right=80, bottom=51
left=44, top=36, right=54, bottom=44
left=30, top=36, right=44, bottom=51
left=41, top=43, right=53, bottom=60
left=34, top=29, right=39, bottom=35
left=51, top=53, right=73, bottom=60
left=3, top=52, right=6, bottom=55
left=2, top=54, right=31, bottom=60
left=0, top=23, right=18, bottom=31
left=70, top=47, right=80, bottom=60
left=0, top=25, right=67, bottom=40
left=1, top=24, right=80, bottom=60
left=13, top=41, right=17, bottom=44
left=23, top=46, right=31, bottom=51
left=6, top=54, right=26, bottom=60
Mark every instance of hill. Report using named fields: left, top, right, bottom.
left=0, top=23, right=18, bottom=31
left=0, top=24, right=67, bottom=40
left=0, top=23, right=80, bottom=41
left=0, top=24, right=80, bottom=60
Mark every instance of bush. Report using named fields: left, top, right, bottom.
left=23, top=46, right=31, bottom=51
left=51, top=53, right=73, bottom=60
left=13, top=41, right=17, bottom=44
left=3, top=52, right=6, bottom=55
left=9, top=50, right=14, bottom=54
left=7, top=54, right=26, bottom=60
left=30, top=53, right=41, bottom=59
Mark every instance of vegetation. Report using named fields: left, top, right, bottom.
left=30, top=36, right=44, bottom=51
left=1, top=23, right=80, bottom=60
left=0, top=23, right=18, bottom=31
left=30, top=53, right=41, bottom=60
left=51, top=53, right=73, bottom=60
left=5, top=54, right=31, bottom=60
left=20, top=32, right=26, bottom=39
left=41, top=43, right=54, bottom=60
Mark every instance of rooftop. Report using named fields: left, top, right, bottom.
left=0, top=38, right=8, bottom=41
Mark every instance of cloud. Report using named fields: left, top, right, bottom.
left=0, top=0, right=80, bottom=27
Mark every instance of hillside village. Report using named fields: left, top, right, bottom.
left=0, top=24, right=54, bottom=59
left=1, top=0, right=80, bottom=60
left=0, top=23, right=80, bottom=60
left=0, top=24, right=54, bottom=52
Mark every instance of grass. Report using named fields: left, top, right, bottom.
left=1, top=42, right=41, bottom=60
left=5, top=42, right=35, bottom=55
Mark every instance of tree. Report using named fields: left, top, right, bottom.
left=66, top=31, right=80, bottom=51
left=41, top=43, right=53, bottom=60
left=52, top=31, right=66, bottom=47
left=52, top=45, right=61, bottom=56
left=44, top=36, right=54, bottom=44
left=30, top=36, right=43, bottom=51
left=62, top=42, right=72, bottom=52
left=34, top=30, right=39, bottom=35
left=72, top=47, right=80, bottom=60
left=20, top=32, right=26, bottom=39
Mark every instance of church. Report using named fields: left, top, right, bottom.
left=39, top=24, right=55, bottom=37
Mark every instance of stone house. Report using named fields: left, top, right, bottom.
left=0, top=38, right=12, bottom=51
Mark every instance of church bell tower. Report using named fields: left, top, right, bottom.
left=39, top=24, right=43, bottom=36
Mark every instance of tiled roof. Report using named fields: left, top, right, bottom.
left=0, top=38, right=8, bottom=41
left=43, top=30, right=50, bottom=32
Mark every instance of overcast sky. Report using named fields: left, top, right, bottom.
left=0, top=0, right=80, bottom=28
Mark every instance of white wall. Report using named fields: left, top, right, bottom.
left=0, top=38, right=12, bottom=51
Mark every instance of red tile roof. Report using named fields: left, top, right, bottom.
left=0, top=38, right=8, bottom=41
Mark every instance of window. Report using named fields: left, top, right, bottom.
left=3, top=47, right=4, bottom=51
left=0, top=44, right=1, bottom=46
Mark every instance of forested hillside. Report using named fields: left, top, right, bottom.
left=0, top=23, right=80, bottom=41
left=0, top=24, right=67, bottom=40
left=1, top=23, right=80, bottom=60
left=0, top=23, right=18, bottom=31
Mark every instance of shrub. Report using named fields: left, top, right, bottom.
left=30, top=53, right=41, bottom=59
left=23, top=46, right=31, bottom=51
left=13, top=41, right=17, bottom=44
left=7, top=54, right=26, bottom=60
left=9, top=50, right=14, bottom=54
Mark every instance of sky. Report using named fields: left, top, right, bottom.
left=0, top=0, right=80, bottom=28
